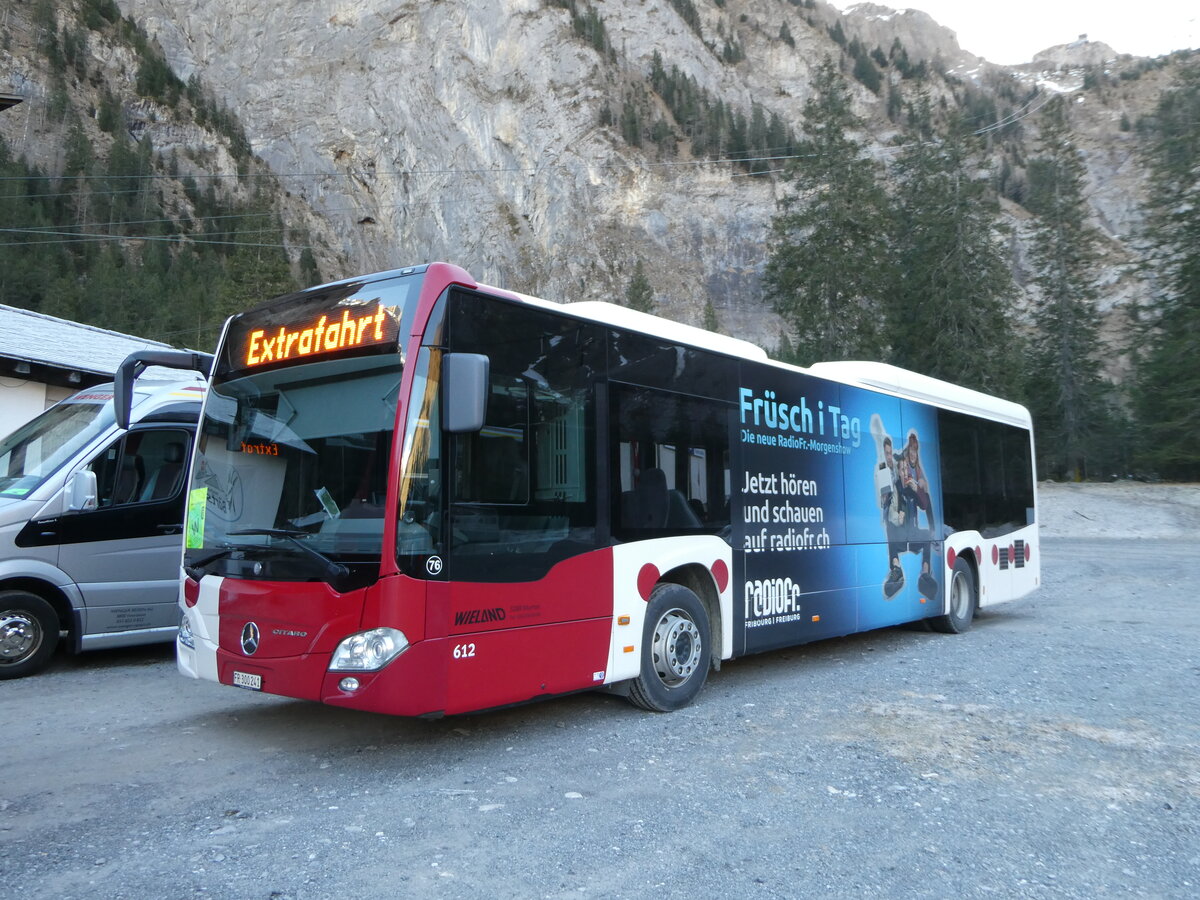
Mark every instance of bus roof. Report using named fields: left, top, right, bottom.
left=299, top=265, right=1029, bottom=429
left=808, top=361, right=1031, bottom=428
left=486, top=287, right=1027, bottom=428
left=479, top=288, right=771, bottom=363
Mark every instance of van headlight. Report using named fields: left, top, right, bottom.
left=328, top=627, right=408, bottom=671
left=178, top=614, right=195, bottom=649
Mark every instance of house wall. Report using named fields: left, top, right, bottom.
left=0, top=378, right=74, bottom=438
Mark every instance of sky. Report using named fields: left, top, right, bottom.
left=825, top=1, right=1198, bottom=65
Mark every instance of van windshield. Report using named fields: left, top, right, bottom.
left=0, top=392, right=115, bottom=498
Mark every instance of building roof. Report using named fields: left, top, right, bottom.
left=0, top=304, right=174, bottom=381
left=0, top=93, right=23, bottom=112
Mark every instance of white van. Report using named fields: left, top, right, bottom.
left=0, top=369, right=206, bottom=678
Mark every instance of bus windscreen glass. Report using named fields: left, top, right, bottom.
left=186, top=353, right=403, bottom=577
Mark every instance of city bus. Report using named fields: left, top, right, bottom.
left=141, top=262, right=1038, bottom=716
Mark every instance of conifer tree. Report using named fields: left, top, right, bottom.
left=625, top=259, right=655, bottom=313
left=1025, top=97, right=1111, bottom=480
left=1134, top=62, right=1200, bottom=478
left=764, top=58, right=890, bottom=363
left=774, top=329, right=798, bottom=364
left=886, top=97, right=1019, bottom=395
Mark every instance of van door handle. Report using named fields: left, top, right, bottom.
left=158, top=524, right=183, bottom=535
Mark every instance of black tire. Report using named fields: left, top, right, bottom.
left=930, top=558, right=976, bottom=634
left=628, top=583, right=711, bottom=712
left=0, top=590, right=60, bottom=679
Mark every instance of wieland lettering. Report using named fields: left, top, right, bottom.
left=453, top=608, right=507, bottom=626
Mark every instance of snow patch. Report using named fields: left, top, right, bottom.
left=1036, top=76, right=1081, bottom=94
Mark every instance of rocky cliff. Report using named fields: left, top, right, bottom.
left=1, top=0, right=1191, bottom=360
left=113, top=0, right=835, bottom=344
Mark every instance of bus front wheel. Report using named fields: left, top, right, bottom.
left=628, top=583, right=711, bottom=712
left=930, top=558, right=976, bottom=634
left=0, top=590, right=60, bottom=679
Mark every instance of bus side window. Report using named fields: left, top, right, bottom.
left=937, top=410, right=1035, bottom=536
left=612, top=383, right=732, bottom=539
left=453, top=375, right=530, bottom=505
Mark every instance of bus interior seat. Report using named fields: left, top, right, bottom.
left=666, top=490, right=703, bottom=528
left=622, top=467, right=668, bottom=529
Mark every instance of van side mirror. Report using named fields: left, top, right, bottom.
left=443, top=353, right=489, bottom=433
left=68, top=470, right=98, bottom=511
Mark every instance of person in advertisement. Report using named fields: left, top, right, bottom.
left=872, top=416, right=938, bottom=601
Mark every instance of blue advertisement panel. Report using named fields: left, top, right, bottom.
left=732, top=367, right=942, bottom=655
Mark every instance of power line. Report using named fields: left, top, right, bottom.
left=0, top=117, right=1059, bottom=244
left=0, top=193, right=488, bottom=233
left=0, top=149, right=819, bottom=188
left=973, top=91, right=1056, bottom=136
left=8, top=210, right=278, bottom=232
left=0, top=226, right=302, bottom=249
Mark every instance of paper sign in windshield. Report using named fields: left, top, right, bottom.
left=186, top=487, right=208, bottom=549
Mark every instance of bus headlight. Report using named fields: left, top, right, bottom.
left=178, top=614, right=195, bottom=649
left=329, top=627, right=409, bottom=672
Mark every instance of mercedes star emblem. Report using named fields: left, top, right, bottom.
left=240, top=621, right=260, bottom=655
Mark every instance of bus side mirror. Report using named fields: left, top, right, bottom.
left=114, top=349, right=213, bottom=430
left=443, top=353, right=489, bottom=433
left=68, top=470, right=98, bottom=511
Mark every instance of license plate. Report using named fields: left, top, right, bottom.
left=232, top=671, right=262, bottom=691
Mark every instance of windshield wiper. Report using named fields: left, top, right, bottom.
left=184, top=547, right=236, bottom=582
left=229, top=528, right=351, bottom=589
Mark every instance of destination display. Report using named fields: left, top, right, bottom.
left=217, top=277, right=415, bottom=377
left=242, top=302, right=396, bottom=367
left=732, top=369, right=942, bottom=654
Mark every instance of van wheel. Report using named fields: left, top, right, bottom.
left=930, top=559, right=976, bottom=634
left=628, top=584, right=710, bottom=712
left=0, top=591, right=60, bottom=679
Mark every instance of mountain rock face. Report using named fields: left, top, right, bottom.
left=119, top=0, right=822, bottom=344
left=2, top=0, right=1183, bottom=362
left=840, top=2, right=982, bottom=70
left=1033, top=39, right=1120, bottom=69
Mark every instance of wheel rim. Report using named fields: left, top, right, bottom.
left=950, top=572, right=971, bottom=620
left=0, top=609, right=43, bottom=665
left=650, top=607, right=702, bottom=688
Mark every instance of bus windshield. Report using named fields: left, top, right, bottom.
left=0, top=392, right=115, bottom=499
left=187, top=353, right=403, bottom=572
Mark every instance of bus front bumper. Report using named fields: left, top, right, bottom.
left=177, top=631, right=447, bottom=717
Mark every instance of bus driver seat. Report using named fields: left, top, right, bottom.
left=623, top=467, right=669, bottom=530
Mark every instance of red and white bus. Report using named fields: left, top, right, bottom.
left=141, top=262, right=1038, bottom=716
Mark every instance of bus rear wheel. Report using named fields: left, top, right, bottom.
left=628, top=583, right=710, bottom=712
left=930, top=558, right=976, bottom=634
left=0, top=590, right=60, bottom=679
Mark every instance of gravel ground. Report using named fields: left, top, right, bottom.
left=1, top=484, right=1197, bottom=899
left=1036, top=481, right=1200, bottom=538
